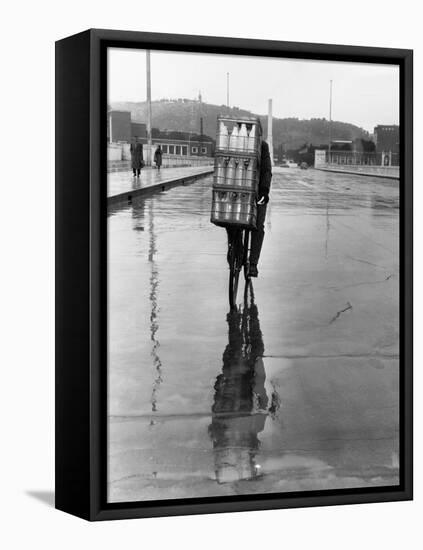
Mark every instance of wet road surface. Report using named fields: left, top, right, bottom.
left=107, top=167, right=399, bottom=503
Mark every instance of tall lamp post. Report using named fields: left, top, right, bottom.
left=146, top=50, right=153, bottom=166
left=108, top=110, right=112, bottom=144
left=328, top=79, right=333, bottom=163
left=268, top=98, right=274, bottom=166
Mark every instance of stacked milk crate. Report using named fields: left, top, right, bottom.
left=210, top=116, right=262, bottom=229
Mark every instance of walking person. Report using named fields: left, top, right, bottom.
left=154, top=145, right=163, bottom=171
left=130, top=138, right=144, bottom=178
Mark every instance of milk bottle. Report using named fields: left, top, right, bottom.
left=215, top=156, right=226, bottom=185
left=234, top=192, right=242, bottom=222
left=245, top=158, right=255, bottom=188
left=238, top=123, right=248, bottom=152
left=235, top=159, right=245, bottom=187
left=218, top=121, right=229, bottom=150
left=247, top=125, right=256, bottom=152
left=229, top=125, right=239, bottom=151
left=226, top=157, right=236, bottom=186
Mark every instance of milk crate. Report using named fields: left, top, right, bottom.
left=215, top=115, right=262, bottom=158
left=210, top=187, right=257, bottom=229
left=213, top=155, right=259, bottom=190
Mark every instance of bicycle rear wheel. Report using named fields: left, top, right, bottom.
left=228, top=228, right=244, bottom=310
left=228, top=267, right=240, bottom=311
left=242, top=230, right=251, bottom=303
left=242, top=230, right=251, bottom=281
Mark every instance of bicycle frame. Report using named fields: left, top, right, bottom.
left=227, top=227, right=251, bottom=310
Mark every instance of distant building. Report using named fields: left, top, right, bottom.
left=131, top=122, right=147, bottom=139
left=331, top=140, right=353, bottom=151
left=108, top=109, right=214, bottom=157
left=329, top=139, right=375, bottom=153
left=374, top=125, right=399, bottom=154
left=134, top=132, right=214, bottom=157
left=108, top=110, right=131, bottom=142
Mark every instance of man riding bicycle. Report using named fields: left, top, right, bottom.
left=227, top=139, right=272, bottom=278
left=249, top=139, right=272, bottom=277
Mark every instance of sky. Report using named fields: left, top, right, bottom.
left=108, top=48, right=399, bottom=133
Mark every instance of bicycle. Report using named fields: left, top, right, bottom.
left=226, top=226, right=252, bottom=310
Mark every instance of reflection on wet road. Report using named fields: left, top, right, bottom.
left=147, top=200, right=163, bottom=413
left=107, top=168, right=399, bottom=503
left=210, top=288, right=280, bottom=484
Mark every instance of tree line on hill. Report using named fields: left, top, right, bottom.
left=111, top=99, right=372, bottom=154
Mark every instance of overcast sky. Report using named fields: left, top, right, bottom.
left=108, top=48, right=399, bottom=133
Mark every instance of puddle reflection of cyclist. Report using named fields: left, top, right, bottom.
left=209, top=296, right=280, bottom=483
left=226, top=139, right=272, bottom=278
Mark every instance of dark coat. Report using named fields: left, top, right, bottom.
left=130, top=142, right=144, bottom=170
left=259, top=140, right=272, bottom=201
left=154, top=147, right=163, bottom=167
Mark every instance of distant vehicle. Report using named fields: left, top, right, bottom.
left=300, top=162, right=308, bottom=170
left=279, top=162, right=290, bottom=168
left=285, top=161, right=298, bottom=168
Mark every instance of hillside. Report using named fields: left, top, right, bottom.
left=111, top=99, right=370, bottom=150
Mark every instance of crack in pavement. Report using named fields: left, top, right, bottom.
left=330, top=302, right=352, bottom=324
left=327, top=274, right=395, bottom=291
left=345, top=255, right=388, bottom=269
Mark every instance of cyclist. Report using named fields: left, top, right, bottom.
left=249, top=139, right=272, bottom=277
left=226, top=139, right=272, bottom=278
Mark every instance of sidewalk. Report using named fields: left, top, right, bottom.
left=108, top=166, right=214, bottom=205
left=316, top=165, right=399, bottom=180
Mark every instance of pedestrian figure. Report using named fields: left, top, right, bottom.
left=154, top=145, right=163, bottom=171
left=130, top=138, right=144, bottom=177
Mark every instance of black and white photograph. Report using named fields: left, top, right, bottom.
left=106, top=47, right=401, bottom=504
left=2, top=0, right=421, bottom=542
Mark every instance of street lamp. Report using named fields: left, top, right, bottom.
left=328, top=79, right=333, bottom=163
left=146, top=50, right=153, bottom=166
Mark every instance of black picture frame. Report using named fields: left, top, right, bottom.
left=55, top=28, right=413, bottom=521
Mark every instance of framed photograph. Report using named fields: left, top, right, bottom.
left=55, top=29, right=413, bottom=521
